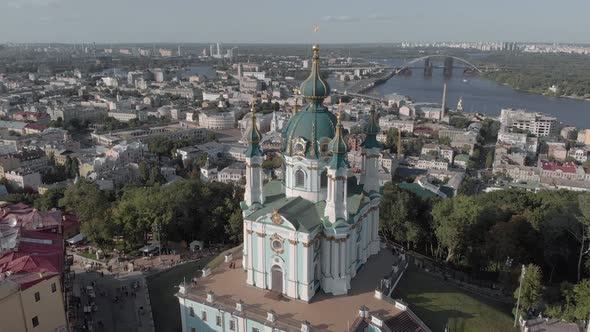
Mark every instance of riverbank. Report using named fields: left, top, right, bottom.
left=491, top=80, right=590, bottom=103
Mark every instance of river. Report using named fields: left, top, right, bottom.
left=331, top=59, right=590, bottom=128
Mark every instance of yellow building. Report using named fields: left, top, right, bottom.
left=0, top=274, right=68, bottom=332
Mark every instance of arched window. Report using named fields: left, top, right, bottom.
left=320, top=169, right=328, bottom=188
left=295, top=169, right=305, bottom=187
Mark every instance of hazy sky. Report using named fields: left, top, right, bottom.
left=1, top=0, right=589, bottom=44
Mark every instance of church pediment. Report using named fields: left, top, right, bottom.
left=255, top=208, right=297, bottom=230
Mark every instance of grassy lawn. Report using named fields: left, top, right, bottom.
left=147, top=258, right=212, bottom=332
left=393, top=266, right=517, bottom=332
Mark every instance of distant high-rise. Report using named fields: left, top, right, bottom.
left=216, top=42, right=222, bottom=57
left=209, top=44, right=214, bottom=57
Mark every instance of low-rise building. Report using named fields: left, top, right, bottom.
left=568, top=146, right=590, bottom=163
left=198, top=110, right=236, bottom=130
left=217, top=163, right=246, bottom=183
left=378, top=116, right=415, bottom=133
left=421, top=144, right=454, bottom=163
left=4, top=169, right=42, bottom=191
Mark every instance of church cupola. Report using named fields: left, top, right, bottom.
left=244, top=99, right=265, bottom=208
left=327, top=101, right=349, bottom=170
left=299, top=44, right=330, bottom=104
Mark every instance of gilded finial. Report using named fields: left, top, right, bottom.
left=337, top=98, right=343, bottom=123
left=250, top=98, right=256, bottom=113
left=293, top=89, right=300, bottom=115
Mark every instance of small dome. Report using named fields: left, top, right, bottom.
left=299, top=44, right=330, bottom=101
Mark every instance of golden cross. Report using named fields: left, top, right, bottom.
left=250, top=98, right=256, bottom=113
left=312, top=24, right=320, bottom=44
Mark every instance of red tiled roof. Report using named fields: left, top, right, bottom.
left=0, top=204, right=64, bottom=290
left=25, top=123, right=47, bottom=131
left=541, top=161, right=577, bottom=173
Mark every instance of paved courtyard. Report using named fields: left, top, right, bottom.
left=71, top=268, right=154, bottom=332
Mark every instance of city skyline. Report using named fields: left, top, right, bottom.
left=1, top=0, right=590, bottom=44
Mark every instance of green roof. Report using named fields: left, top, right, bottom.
left=455, top=154, right=470, bottom=162
left=246, top=179, right=370, bottom=233
left=282, top=104, right=337, bottom=158
left=399, top=182, right=437, bottom=198
left=246, top=196, right=323, bottom=232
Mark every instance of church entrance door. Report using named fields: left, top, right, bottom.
left=271, top=265, right=283, bottom=293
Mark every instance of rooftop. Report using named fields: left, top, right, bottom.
left=540, top=160, right=577, bottom=173
left=178, top=249, right=405, bottom=332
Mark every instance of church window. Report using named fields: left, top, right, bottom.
left=189, top=307, right=194, bottom=317
left=216, top=315, right=221, bottom=326
left=320, top=169, right=327, bottom=188
left=253, top=328, right=260, bottom=332
left=272, top=239, right=283, bottom=252
left=295, top=169, right=305, bottom=187
left=294, top=142, right=305, bottom=154
left=201, top=311, right=207, bottom=321
left=230, top=320, right=236, bottom=331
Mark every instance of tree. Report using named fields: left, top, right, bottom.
left=225, top=211, right=243, bottom=242
left=570, top=279, right=590, bottom=321
left=138, top=161, right=150, bottom=183
left=485, top=150, right=494, bottom=169
left=438, top=136, right=452, bottom=146
left=574, top=194, right=590, bottom=282
left=432, top=196, right=483, bottom=263
left=380, top=183, right=423, bottom=249
left=449, top=116, right=470, bottom=129
left=514, top=264, right=543, bottom=311
left=60, top=180, right=110, bottom=222
left=148, top=136, right=176, bottom=157
left=384, top=128, right=399, bottom=153
left=34, top=187, right=66, bottom=211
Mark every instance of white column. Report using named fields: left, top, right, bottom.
left=256, top=233, right=265, bottom=288
left=321, top=238, right=330, bottom=277
left=244, top=231, right=254, bottom=285
left=237, top=316, right=246, bottom=332
left=332, top=241, right=339, bottom=278
left=339, top=240, right=346, bottom=278
left=301, top=242, right=311, bottom=301
left=288, top=240, right=297, bottom=298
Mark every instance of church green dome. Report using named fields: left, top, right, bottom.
left=327, top=110, right=349, bottom=169
left=299, top=44, right=330, bottom=101
left=283, top=44, right=337, bottom=159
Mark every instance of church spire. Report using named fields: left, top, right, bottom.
left=327, top=100, right=348, bottom=169
left=299, top=44, right=330, bottom=108
left=361, top=104, right=381, bottom=149
left=359, top=103, right=381, bottom=193
left=244, top=99, right=263, bottom=158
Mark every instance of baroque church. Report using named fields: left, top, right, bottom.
left=241, top=44, right=382, bottom=302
